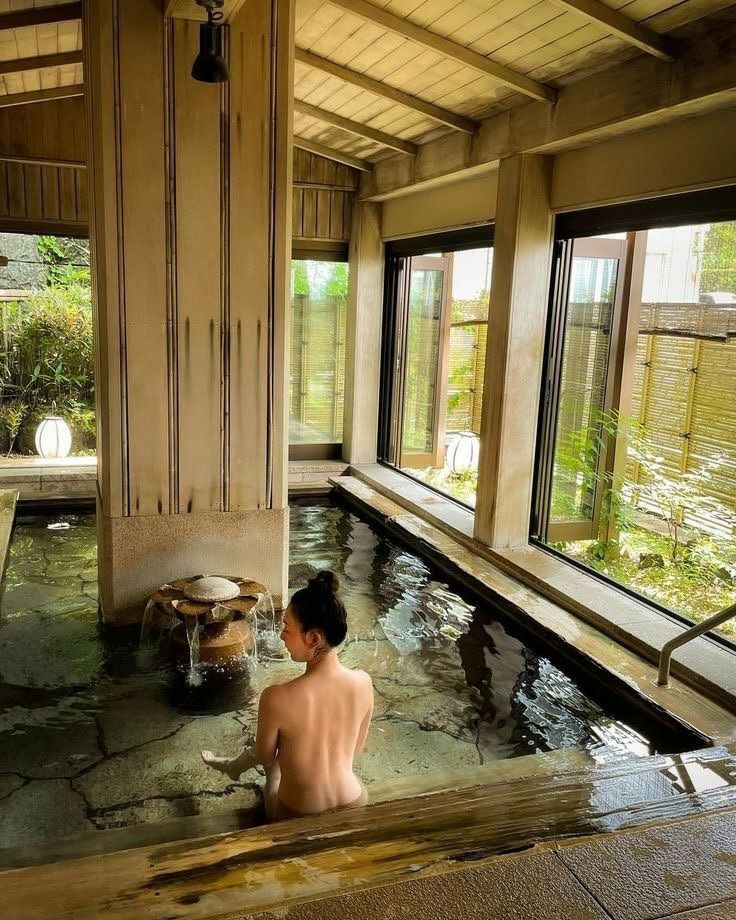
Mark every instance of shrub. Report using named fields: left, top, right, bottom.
left=0, top=281, right=95, bottom=454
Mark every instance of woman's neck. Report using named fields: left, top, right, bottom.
left=305, top=646, right=339, bottom=674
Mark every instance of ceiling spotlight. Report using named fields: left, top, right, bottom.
left=192, top=0, right=228, bottom=84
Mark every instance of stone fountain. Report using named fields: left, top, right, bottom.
left=141, top=574, right=274, bottom=683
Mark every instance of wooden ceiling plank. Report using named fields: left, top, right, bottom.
left=295, top=46, right=477, bottom=134
left=0, top=50, right=83, bottom=78
left=0, top=83, right=84, bottom=108
left=294, top=98, right=418, bottom=155
left=294, top=136, right=371, bottom=171
left=165, top=0, right=249, bottom=22
left=0, top=2, right=82, bottom=32
left=326, top=0, right=557, bottom=103
left=549, top=0, right=675, bottom=61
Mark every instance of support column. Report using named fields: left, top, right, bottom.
left=342, top=200, right=383, bottom=465
left=85, top=0, right=292, bottom=621
left=474, top=154, right=553, bottom=548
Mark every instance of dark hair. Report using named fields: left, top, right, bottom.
left=289, top=570, right=347, bottom=647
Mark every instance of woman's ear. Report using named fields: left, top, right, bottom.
left=305, top=628, right=323, bottom=649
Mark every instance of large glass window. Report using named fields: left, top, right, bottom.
left=535, top=222, right=736, bottom=639
left=381, top=241, right=493, bottom=508
left=289, top=259, right=348, bottom=447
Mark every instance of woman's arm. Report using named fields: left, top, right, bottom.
left=354, top=684, right=374, bottom=755
left=254, top=685, right=280, bottom=769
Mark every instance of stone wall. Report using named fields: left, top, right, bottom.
left=0, top=233, right=90, bottom=291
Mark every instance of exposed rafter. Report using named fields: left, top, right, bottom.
left=327, top=0, right=556, bottom=104
left=0, top=2, right=82, bottom=32
left=0, top=51, right=83, bottom=78
left=295, top=48, right=476, bottom=135
left=294, top=100, right=417, bottom=157
left=0, top=85, right=84, bottom=108
left=294, top=136, right=371, bottom=172
left=361, top=12, right=736, bottom=201
left=550, top=0, right=675, bottom=61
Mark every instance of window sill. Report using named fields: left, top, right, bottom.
left=344, top=464, right=736, bottom=712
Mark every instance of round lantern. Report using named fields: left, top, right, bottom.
left=35, top=416, right=72, bottom=459
left=447, top=432, right=479, bottom=474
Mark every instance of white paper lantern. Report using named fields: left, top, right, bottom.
left=447, top=433, right=479, bottom=474
left=35, top=416, right=72, bottom=459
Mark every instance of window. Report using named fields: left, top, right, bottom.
left=534, top=215, right=736, bottom=641
left=289, top=259, right=348, bottom=454
left=380, top=230, right=493, bottom=508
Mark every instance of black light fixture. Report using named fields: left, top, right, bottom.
left=192, top=0, right=228, bottom=84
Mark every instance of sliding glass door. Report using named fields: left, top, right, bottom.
left=380, top=232, right=493, bottom=508
left=536, top=236, right=629, bottom=542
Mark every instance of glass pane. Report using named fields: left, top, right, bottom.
left=401, top=268, right=444, bottom=456
left=395, top=247, right=493, bottom=508
left=537, top=223, right=736, bottom=642
left=549, top=254, right=618, bottom=525
left=289, top=260, right=348, bottom=444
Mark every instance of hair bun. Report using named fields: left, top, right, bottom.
left=310, top=570, right=339, bottom=595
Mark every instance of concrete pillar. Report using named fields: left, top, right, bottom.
left=85, top=0, right=293, bottom=621
left=342, top=200, right=383, bottom=465
left=474, top=154, right=553, bottom=549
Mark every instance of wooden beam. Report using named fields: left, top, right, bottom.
left=549, top=0, right=675, bottom=61
left=326, top=0, right=556, bottom=104
left=294, top=100, right=417, bottom=156
left=0, top=50, right=83, bottom=78
left=361, top=10, right=736, bottom=201
left=0, top=2, right=82, bottom=31
left=295, top=47, right=476, bottom=135
left=294, top=136, right=371, bottom=171
left=0, top=152, right=84, bottom=168
left=0, top=84, right=84, bottom=108
left=165, top=0, right=248, bottom=21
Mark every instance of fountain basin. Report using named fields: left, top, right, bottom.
left=146, top=574, right=268, bottom=677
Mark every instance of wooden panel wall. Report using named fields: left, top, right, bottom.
left=0, top=161, right=87, bottom=232
left=0, top=103, right=354, bottom=246
left=292, top=147, right=357, bottom=245
left=0, top=97, right=86, bottom=164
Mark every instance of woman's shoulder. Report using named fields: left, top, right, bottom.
left=344, top=667, right=373, bottom=690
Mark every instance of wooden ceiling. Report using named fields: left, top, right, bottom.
left=0, top=1, right=82, bottom=99
left=0, top=0, right=732, bottom=170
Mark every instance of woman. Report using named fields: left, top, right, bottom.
left=203, top=570, right=373, bottom=821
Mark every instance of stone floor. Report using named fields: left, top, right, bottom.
left=0, top=502, right=698, bottom=853
left=247, top=808, right=736, bottom=920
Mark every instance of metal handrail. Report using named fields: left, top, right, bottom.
left=657, top=601, right=736, bottom=686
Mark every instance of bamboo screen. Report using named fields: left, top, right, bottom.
left=402, top=269, right=443, bottom=454
left=289, top=261, right=347, bottom=444
left=628, top=332, right=736, bottom=537
left=446, top=296, right=488, bottom=435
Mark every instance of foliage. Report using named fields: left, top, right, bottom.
left=2, top=283, right=94, bottom=409
left=0, top=243, right=95, bottom=454
left=421, top=465, right=477, bottom=505
left=291, top=260, right=348, bottom=299
left=564, top=527, right=736, bottom=638
left=700, top=222, right=736, bottom=296
left=38, top=236, right=92, bottom=288
left=551, top=409, right=736, bottom=633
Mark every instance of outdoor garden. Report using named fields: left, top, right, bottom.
left=0, top=234, right=95, bottom=459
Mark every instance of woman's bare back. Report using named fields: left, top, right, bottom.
left=261, top=662, right=373, bottom=815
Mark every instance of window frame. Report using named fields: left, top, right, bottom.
left=532, top=189, right=736, bottom=652
left=378, top=225, right=494, bottom=510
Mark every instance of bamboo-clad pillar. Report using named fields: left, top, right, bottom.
left=84, top=0, right=293, bottom=622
